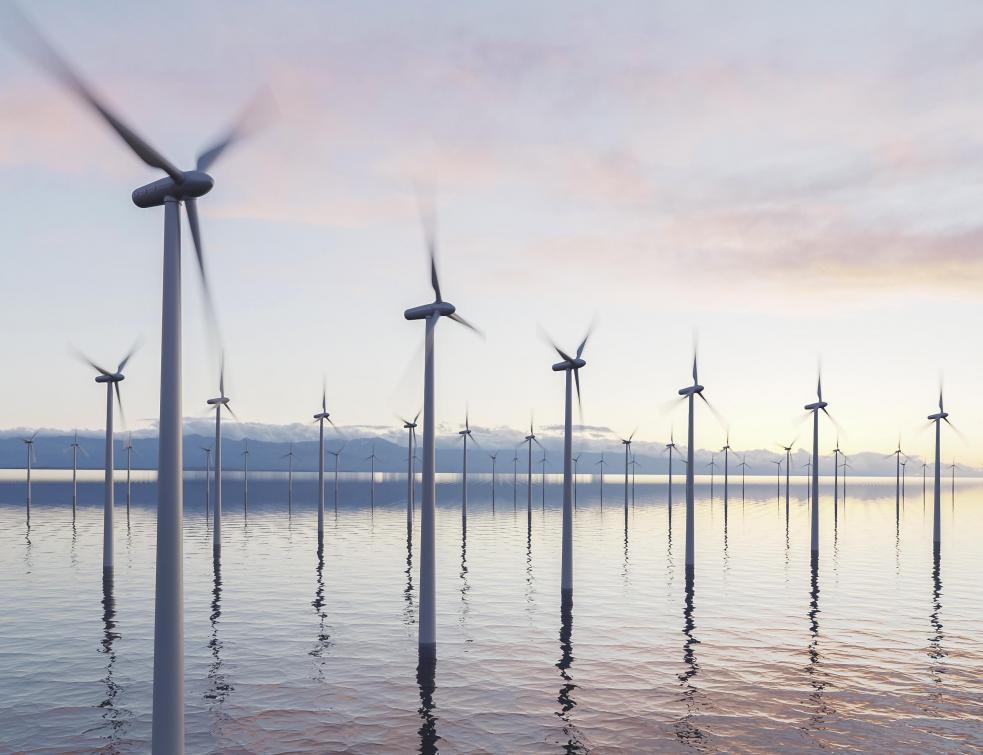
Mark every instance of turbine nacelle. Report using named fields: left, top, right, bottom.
left=804, top=400, right=828, bottom=411
left=404, top=301, right=456, bottom=321
left=314, top=412, right=331, bottom=421
left=207, top=396, right=230, bottom=406
left=678, top=384, right=704, bottom=396
left=131, top=170, right=214, bottom=208
left=927, top=411, right=949, bottom=421
left=551, top=357, right=586, bottom=372
left=94, top=372, right=124, bottom=384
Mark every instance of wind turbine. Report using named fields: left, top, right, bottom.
left=900, top=457, right=908, bottom=507
left=23, top=431, right=39, bottom=521
left=546, top=327, right=590, bottom=597
left=771, top=458, right=783, bottom=501
left=69, top=431, right=83, bottom=519
left=572, top=453, right=581, bottom=510
left=403, top=200, right=481, bottom=658
left=365, top=441, right=378, bottom=510
left=313, top=384, right=337, bottom=547
left=677, top=352, right=721, bottom=575
left=779, top=440, right=795, bottom=518
left=124, top=434, right=134, bottom=516
left=523, top=419, right=543, bottom=523
left=327, top=444, right=345, bottom=514
left=241, top=441, right=250, bottom=517
left=200, top=446, right=212, bottom=516
left=207, top=358, right=236, bottom=559
left=927, top=390, right=953, bottom=548
left=512, top=448, right=519, bottom=510
left=737, top=455, right=749, bottom=502
left=832, top=439, right=842, bottom=515
left=721, top=433, right=732, bottom=514
left=804, top=372, right=835, bottom=557
left=949, top=460, right=957, bottom=504
left=401, top=412, right=420, bottom=532
left=705, top=454, right=717, bottom=501
left=79, top=344, right=136, bottom=575
left=629, top=456, right=640, bottom=506
left=620, top=431, right=636, bottom=521
left=665, top=431, right=680, bottom=511
left=595, top=453, right=606, bottom=507
left=889, top=438, right=905, bottom=515
left=458, top=412, right=474, bottom=523
left=489, top=452, right=499, bottom=512
left=281, top=442, right=299, bottom=515
left=540, top=451, right=549, bottom=510
left=802, top=460, right=812, bottom=506
left=8, top=12, right=265, bottom=745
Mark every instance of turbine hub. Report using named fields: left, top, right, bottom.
left=804, top=401, right=828, bottom=411
left=314, top=412, right=331, bottom=420
left=678, top=384, right=704, bottom=396
left=552, top=357, right=587, bottom=372
left=95, top=373, right=124, bottom=383
left=404, top=300, right=456, bottom=321
left=132, top=170, right=214, bottom=208
left=207, top=396, right=230, bottom=405
left=927, top=412, right=948, bottom=420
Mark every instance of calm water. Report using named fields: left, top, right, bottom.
left=1, top=473, right=981, bottom=753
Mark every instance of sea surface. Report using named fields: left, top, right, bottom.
left=0, top=471, right=980, bottom=753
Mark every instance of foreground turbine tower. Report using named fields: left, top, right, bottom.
left=207, top=361, right=235, bottom=559
left=548, top=329, right=590, bottom=597
left=11, top=13, right=265, bottom=750
left=804, top=375, right=833, bottom=557
left=678, top=355, right=710, bottom=574
left=80, top=345, right=137, bottom=574
left=404, top=206, right=480, bottom=657
left=927, top=391, right=952, bottom=547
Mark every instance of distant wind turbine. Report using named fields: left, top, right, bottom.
left=664, top=431, right=680, bottom=513
left=706, top=454, right=717, bottom=500
left=124, top=434, right=134, bottom=516
left=69, top=431, right=83, bottom=519
left=596, top=453, right=606, bottom=507
left=327, top=444, right=345, bottom=514
left=523, top=419, right=543, bottom=524
left=458, top=412, right=474, bottom=524
left=401, top=412, right=419, bottom=532
left=802, top=460, right=812, bottom=505
left=546, top=326, right=590, bottom=597
left=512, top=448, right=519, bottom=510
left=832, top=438, right=842, bottom=516
left=804, top=371, right=835, bottom=557
left=771, top=458, right=783, bottom=501
left=721, top=433, right=732, bottom=514
left=489, top=452, right=498, bottom=512
left=949, top=460, right=957, bottom=504
left=927, top=389, right=954, bottom=548
left=365, top=441, right=378, bottom=510
left=889, top=437, right=905, bottom=516
left=23, top=431, right=38, bottom=521
left=314, top=383, right=337, bottom=547
left=572, top=453, right=581, bottom=510
left=677, top=351, right=722, bottom=575
left=78, top=343, right=137, bottom=575
left=629, top=456, right=639, bottom=506
left=241, top=441, right=250, bottom=517
left=281, top=442, right=299, bottom=515
left=206, top=358, right=236, bottom=559
left=620, top=430, right=635, bottom=523
left=737, top=455, right=749, bottom=502
left=201, top=446, right=211, bottom=516
left=779, top=439, right=795, bottom=519
left=540, top=451, right=549, bottom=510
left=403, top=199, right=481, bottom=657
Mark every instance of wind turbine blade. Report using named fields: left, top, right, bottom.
left=448, top=312, right=483, bottom=336
left=196, top=90, right=271, bottom=172
left=223, top=403, right=239, bottom=421
left=219, top=353, right=226, bottom=397
left=573, top=367, right=584, bottom=417
left=4, top=7, right=184, bottom=182
left=114, top=382, right=127, bottom=429
left=821, top=406, right=844, bottom=434
left=322, top=378, right=327, bottom=414
left=184, top=198, right=220, bottom=336
left=576, top=324, right=592, bottom=359
left=533, top=437, right=545, bottom=450
left=73, top=348, right=111, bottom=377
left=698, top=392, right=728, bottom=430
left=117, top=339, right=141, bottom=373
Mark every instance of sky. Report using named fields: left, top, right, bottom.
left=2, top=1, right=983, bottom=462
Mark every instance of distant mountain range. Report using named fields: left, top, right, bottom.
left=0, top=422, right=976, bottom=477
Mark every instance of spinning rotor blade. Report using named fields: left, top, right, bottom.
left=185, top=198, right=221, bottom=337
left=73, top=347, right=111, bottom=377
left=196, top=90, right=270, bottom=172
left=5, top=6, right=183, bottom=181
left=448, top=312, right=483, bottom=336
left=117, top=339, right=141, bottom=373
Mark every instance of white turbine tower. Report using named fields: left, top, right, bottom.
left=721, top=433, right=731, bottom=515
left=664, top=431, right=680, bottom=513
left=207, top=360, right=235, bottom=559
left=546, top=328, right=590, bottom=598
left=832, top=439, right=842, bottom=515
left=314, top=384, right=337, bottom=548
left=620, top=430, right=635, bottom=525
left=69, top=431, right=83, bottom=520
left=737, top=455, right=749, bottom=502
left=522, top=419, right=543, bottom=524
left=401, top=412, right=420, bottom=532
left=327, top=444, right=345, bottom=514
left=677, top=353, right=720, bottom=575
left=489, top=452, right=499, bottom=512
left=201, top=447, right=212, bottom=516
left=927, top=390, right=954, bottom=548
left=241, top=441, right=250, bottom=517
left=804, top=373, right=835, bottom=558
left=281, top=442, right=299, bottom=515
left=458, top=412, right=475, bottom=524
left=22, top=431, right=38, bottom=522
left=365, top=442, right=378, bottom=510
left=8, top=14, right=265, bottom=746
left=512, top=448, right=519, bottom=510
left=572, top=453, right=581, bottom=510
left=79, top=345, right=137, bottom=575
left=124, top=434, right=134, bottom=517
left=403, top=203, right=480, bottom=658
left=595, top=453, right=607, bottom=507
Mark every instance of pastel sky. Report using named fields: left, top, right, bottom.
left=3, top=0, right=983, bottom=461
